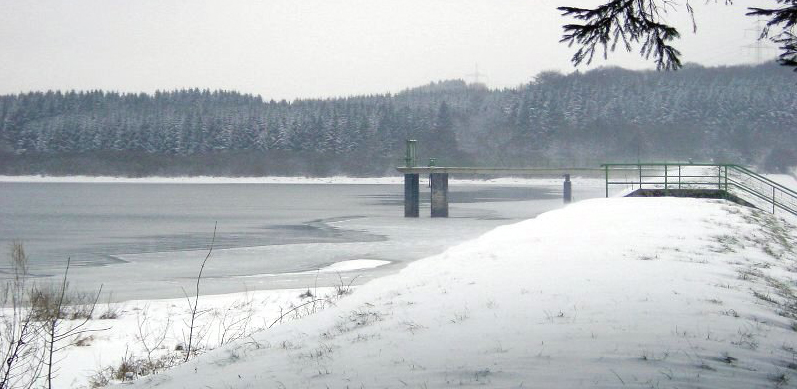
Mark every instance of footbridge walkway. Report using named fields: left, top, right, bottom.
left=396, top=142, right=797, bottom=218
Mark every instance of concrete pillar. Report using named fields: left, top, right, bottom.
left=404, top=174, right=419, bottom=217
left=430, top=173, right=449, bottom=218
left=563, top=174, right=572, bottom=204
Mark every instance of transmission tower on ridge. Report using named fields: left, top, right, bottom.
left=466, top=64, right=487, bottom=85
left=743, top=18, right=776, bottom=63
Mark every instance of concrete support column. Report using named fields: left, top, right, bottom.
left=430, top=173, right=449, bottom=218
left=404, top=174, right=419, bottom=217
left=563, top=174, right=572, bottom=204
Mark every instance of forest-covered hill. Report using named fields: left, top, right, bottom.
left=1, top=62, right=795, bottom=176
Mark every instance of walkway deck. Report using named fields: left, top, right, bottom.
left=396, top=167, right=602, bottom=176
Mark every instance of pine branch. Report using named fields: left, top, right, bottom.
left=558, top=1, right=732, bottom=71
left=748, top=1, right=797, bottom=71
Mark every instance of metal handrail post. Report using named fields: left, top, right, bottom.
left=596, top=163, right=797, bottom=217
left=731, top=164, right=797, bottom=197
left=638, top=163, right=642, bottom=190
left=724, top=165, right=728, bottom=199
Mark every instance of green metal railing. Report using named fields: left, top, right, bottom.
left=601, top=163, right=797, bottom=217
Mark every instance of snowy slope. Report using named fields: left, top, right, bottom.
left=123, top=198, right=797, bottom=388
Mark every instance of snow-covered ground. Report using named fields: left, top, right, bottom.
left=46, top=287, right=345, bottom=388
left=99, top=197, right=796, bottom=388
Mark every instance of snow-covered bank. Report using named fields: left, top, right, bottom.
left=121, top=197, right=797, bottom=388
left=55, top=287, right=341, bottom=388
left=0, top=175, right=604, bottom=187
left=233, top=259, right=392, bottom=278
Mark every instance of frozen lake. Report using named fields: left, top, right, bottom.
left=0, top=179, right=603, bottom=300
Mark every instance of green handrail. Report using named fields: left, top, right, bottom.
left=729, top=165, right=797, bottom=197
left=601, top=162, right=797, bottom=217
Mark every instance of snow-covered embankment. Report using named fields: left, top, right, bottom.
left=127, top=197, right=797, bottom=388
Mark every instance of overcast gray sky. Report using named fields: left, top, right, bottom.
left=0, top=0, right=772, bottom=100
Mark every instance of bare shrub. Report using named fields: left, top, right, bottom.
left=113, top=351, right=140, bottom=381
left=102, top=346, right=181, bottom=383
left=29, top=283, right=98, bottom=321
left=1, top=244, right=106, bottom=389
left=74, top=335, right=94, bottom=347
left=41, top=258, right=105, bottom=389
left=98, top=293, right=121, bottom=320
left=87, top=368, right=112, bottom=388
left=1, top=241, right=46, bottom=389
left=334, top=273, right=359, bottom=297
left=135, top=304, right=172, bottom=371
left=182, top=223, right=216, bottom=362
left=214, top=293, right=256, bottom=347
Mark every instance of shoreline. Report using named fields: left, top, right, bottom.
left=9, top=196, right=797, bottom=388
left=228, top=259, right=392, bottom=279
left=55, top=285, right=344, bottom=388
left=0, top=174, right=605, bottom=187
left=123, top=197, right=797, bottom=389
